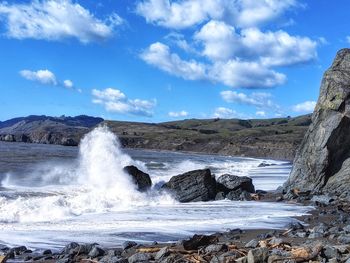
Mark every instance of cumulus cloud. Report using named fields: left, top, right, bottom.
left=292, top=100, right=316, bottom=113
left=63, top=80, right=74, bottom=89
left=140, top=42, right=206, bottom=80
left=92, top=88, right=156, bottom=117
left=136, top=0, right=298, bottom=29
left=137, top=0, right=318, bottom=90
left=20, top=69, right=57, bottom=85
left=256, top=111, right=266, bottom=117
left=0, top=0, right=123, bottom=43
left=168, top=110, right=188, bottom=117
left=220, top=91, right=274, bottom=108
left=213, top=107, right=237, bottom=119
left=20, top=69, right=79, bottom=91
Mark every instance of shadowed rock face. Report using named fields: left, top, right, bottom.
left=285, top=48, right=350, bottom=198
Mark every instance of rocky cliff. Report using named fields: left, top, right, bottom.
left=285, top=48, right=350, bottom=198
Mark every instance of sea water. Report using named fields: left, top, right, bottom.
left=0, top=126, right=310, bottom=250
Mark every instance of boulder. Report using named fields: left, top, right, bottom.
left=217, top=174, right=255, bottom=194
left=162, top=169, right=217, bottom=202
left=247, top=247, right=268, bottom=263
left=284, top=49, right=350, bottom=198
left=123, top=166, right=152, bottom=192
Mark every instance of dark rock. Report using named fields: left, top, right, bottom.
left=286, top=222, right=304, bottom=231
left=122, top=241, right=138, bottom=251
left=247, top=247, right=268, bottom=263
left=10, top=246, right=27, bottom=256
left=88, top=246, right=105, bottom=258
left=183, top=234, right=218, bottom=250
left=162, top=169, right=217, bottom=202
left=211, top=251, right=242, bottom=263
left=284, top=49, right=350, bottom=198
left=42, top=249, right=52, bottom=255
left=123, top=166, right=152, bottom=192
left=215, top=192, right=225, bottom=200
left=226, top=189, right=243, bottom=201
left=100, top=255, right=125, bottom=263
left=62, top=242, right=80, bottom=255
left=217, top=174, right=255, bottom=193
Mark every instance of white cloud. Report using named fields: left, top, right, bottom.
left=256, top=111, right=266, bottom=117
left=63, top=79, right=74, bottom=89
left=140, top=42, right=206, bottom=80
left=221, top=90, right=274, bottom=108
left=168, top=110, right=188, bottom=117
left=292, top=100, right=316, bottom=113
left=209, top=59, right=286, bottom=88
left=0, top=0, right=123, bottom=43
left=20, top=69, right=57, bottom=85
left=137, top=1, right=318, bottom=90
left=213, top=107, right=237, bottom=119
left=92, top=88, right=156, bottom=117
left=136, top=0, right=298, bottom=29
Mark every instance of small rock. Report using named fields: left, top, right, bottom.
left=343, top=225, right=350, bottom=233
left=215, top=192, right=225, bottom=200
left=236, top=256, right=248, bottom=263
left=42, top=249, right=52, bottom=255
left=245, top=239, right=259, bottom=248
left=311, top=195, right=335, bottom=206
left=338, top=235, right=350, bottom=244
left=308, top=232, right=324, bottom=239
left=204, top=244, right=228, bottom=253
left=323, top=246, right=340, bottom=260
left=269, top=237, right=283, bottom=246
left=122, top=241, right=138, bottom=250
left=128, top=253, right=150, bottom=263
left=247, top=247, right=268, bottom=263
left=88, top=246, right=105, bottom=258
left=155, top=247, right=170, bottom=261
left=286, top=222, right=304, bottom=231
left=183, top=234, right=218, bottom=250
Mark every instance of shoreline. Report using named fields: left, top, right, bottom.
left=3, top=194, right=350, bottom=263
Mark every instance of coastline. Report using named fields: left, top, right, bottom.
left=3, top=193, right=350, bottom=263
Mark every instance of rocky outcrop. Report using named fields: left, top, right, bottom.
left=217, top=174, right=255, bottom=193
left=162, top=169, right=217, bottom=202
left=285, top=49, right=350, bottom=198
left=123, top=165, right=152, bottom=192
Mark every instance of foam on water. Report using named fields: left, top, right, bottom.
left=0, top=126, right=310, bottom=249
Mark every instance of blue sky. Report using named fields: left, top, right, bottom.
left=0, top=0, right=349, bottom=122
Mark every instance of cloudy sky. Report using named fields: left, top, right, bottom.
left=0, top=0, right=348, bottom=122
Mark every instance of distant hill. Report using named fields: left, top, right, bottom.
left=0, top=114, right=312, bottom=160
left=0, top=115, right=104, bottom=146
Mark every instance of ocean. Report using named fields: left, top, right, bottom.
left=0, top=126, right=310, bottom=250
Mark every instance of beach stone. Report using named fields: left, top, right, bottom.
left=128, top=252, right=150, bottom=263
left=309, top=232, right=324, bottom=239
left=269, top=237, right=283, bottom=246
left=123, top=166, right=152, bottom=192
left=247, top=247, right=268, bottom=263
left=88, top=246, right=105, bottom=258
left=210, top=252, right=241, bottom=263
left=42, top=249, right=52, bottom=255
left=62, top=242, right=80, bottom=254
left=100, top=255, right=126, bottom=263
left=343, top=225, right=350, bottom=233
left=311, top=195, right=335, bottom=206
left=162, top=169, right=217, bottom=202
left=204, top=244, right=228, bottom=253
left=323, top=246, right=340, bottom=259
left=284, top=48, right=350, bottom=198
left=217, top=174, right=255, bottom=193
left=122, top=241, right=138, bottom=250
left=155, top=247, right=170, bottom=261
left=286, top=222, right=304, bottom=231
left=245, top=239, right=259, bottom=248
left=183, top=234, right=218, bottom=250
left=338, top=235, right=350, bottom=244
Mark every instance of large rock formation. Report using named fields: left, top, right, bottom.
left=285, top=49, right=350, bottom=198
left=162, top=169, right=217, bottom=202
